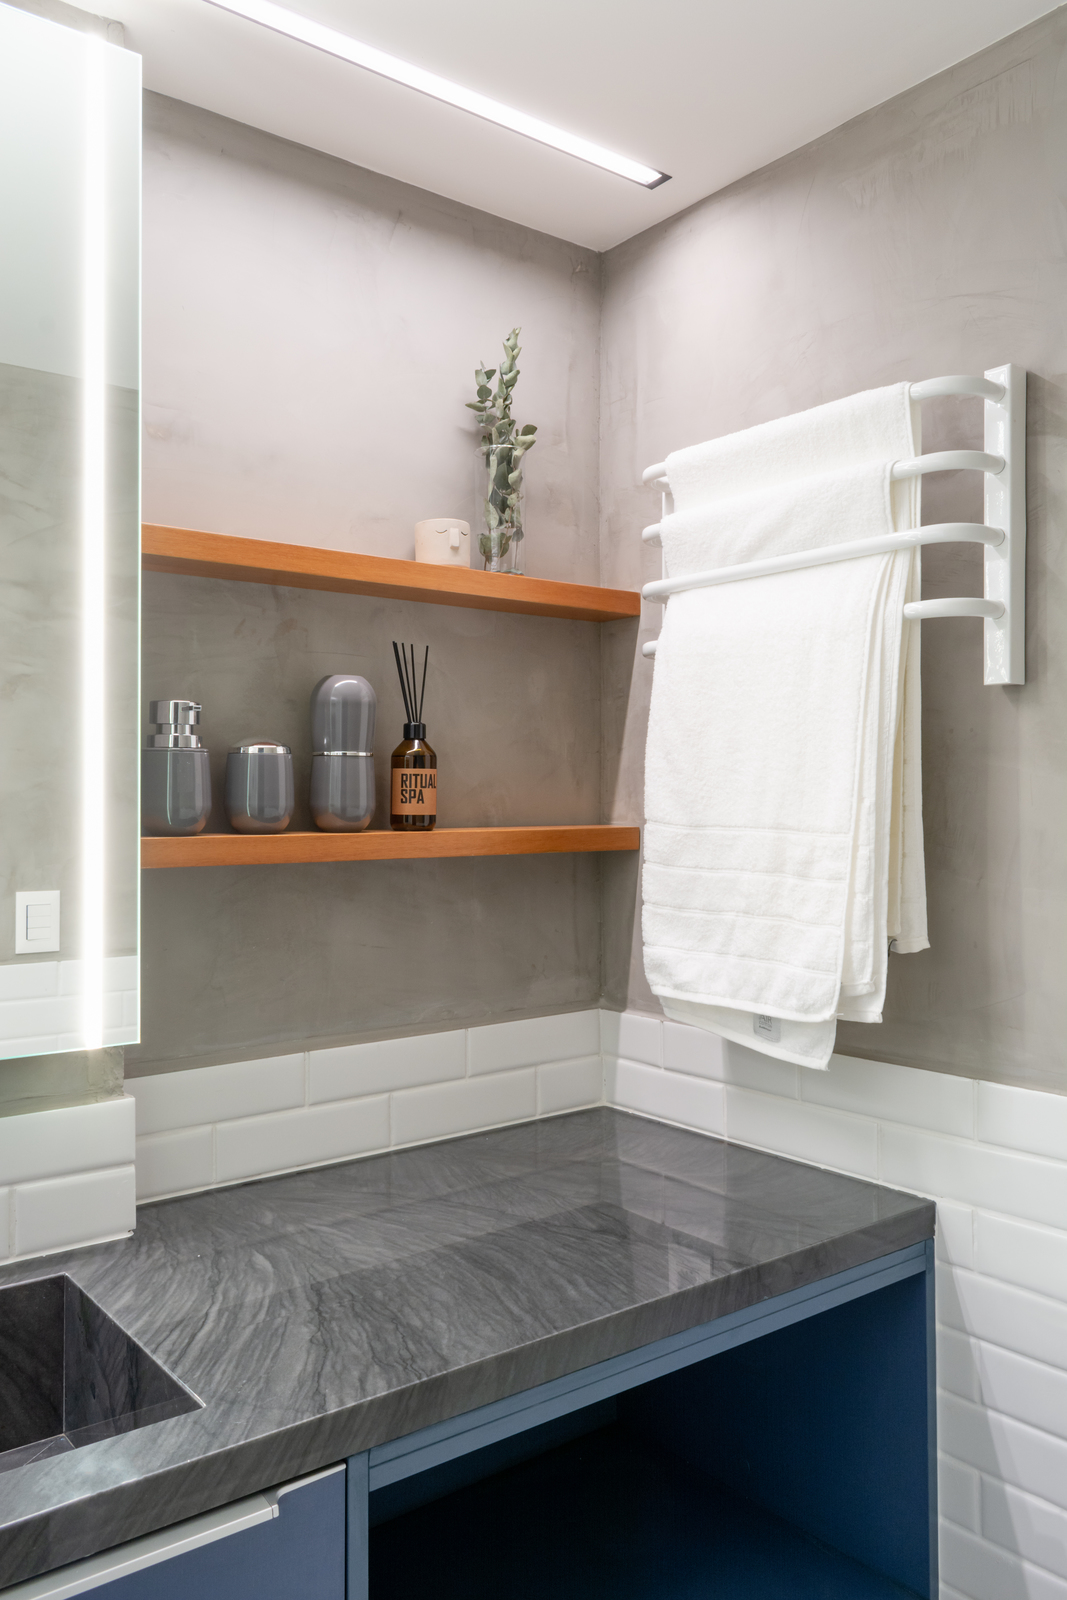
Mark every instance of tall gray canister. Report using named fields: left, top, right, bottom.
left=309, top=674, right=376, bottom=832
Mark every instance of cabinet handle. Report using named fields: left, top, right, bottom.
left=264, top=1459, right=345, bottom=1511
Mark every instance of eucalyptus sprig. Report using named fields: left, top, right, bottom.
left=466, top=327, right=537, bottom=567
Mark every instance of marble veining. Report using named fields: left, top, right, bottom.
left=0, top=1109, right=933, bottom=1588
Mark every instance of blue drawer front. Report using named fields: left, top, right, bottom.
left=98, top=1469, right=345, bottom=1600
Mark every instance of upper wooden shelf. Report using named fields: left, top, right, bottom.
left=142, top=525, right=641, bottom=623
left=142, top=825, right=640, bottom=869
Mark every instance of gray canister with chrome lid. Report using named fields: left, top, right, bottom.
left=225, top=741, right=295, bottom=834
left=309, top=674, right=376, bottom=832
left=142, top=700, right=212, bottom=836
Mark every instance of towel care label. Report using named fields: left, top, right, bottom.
left=392, top=768, right=437, bottom=815
left=753, top=1014, right=781, bottom=1043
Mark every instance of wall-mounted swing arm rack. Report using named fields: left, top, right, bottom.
left=639, top=367, right=1025, bottom=685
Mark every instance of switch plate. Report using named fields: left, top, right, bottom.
left=15, top=890, right=60, bottom=954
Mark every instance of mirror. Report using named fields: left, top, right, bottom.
left=0, top=2, right=140, bottom=1057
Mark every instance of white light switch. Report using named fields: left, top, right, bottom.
left=15, top=890, right=60, bottom=954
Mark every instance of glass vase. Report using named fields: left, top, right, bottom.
left=474, top=441, right=526, bottom=575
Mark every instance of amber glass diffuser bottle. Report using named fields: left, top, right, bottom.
left=390, top=641, right=437, bottom=831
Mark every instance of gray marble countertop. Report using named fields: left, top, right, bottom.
left=0, top=1108, right=934, bottom=1589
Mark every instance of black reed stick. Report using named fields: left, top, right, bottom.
left=418, top=645, right=429, bottom=722
left=393, top=642, right=430, bottom=726
left=390, top=643, right=405, bottom=718
left=392, top=641, right=413, bottom=723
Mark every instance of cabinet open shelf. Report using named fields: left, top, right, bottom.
left=141, top=825, right=640, bottom=869
left=142, top=525, right=641, bottom=623
left=371, top=1423, right=916, bottom=1600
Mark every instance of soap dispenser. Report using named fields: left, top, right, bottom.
left=390, top=643, right=437, bottom=831
left=142, top=700, right=212, bottom=836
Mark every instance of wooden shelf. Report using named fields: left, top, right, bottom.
left=141, top=825, right=640, bottom=869
left=142, top=525, right=640, bottom=623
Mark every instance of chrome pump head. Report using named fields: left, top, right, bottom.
left=146, top=700, right=205, bottom=750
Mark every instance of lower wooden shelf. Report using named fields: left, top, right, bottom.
left=141, top=825, right=640, bottom=869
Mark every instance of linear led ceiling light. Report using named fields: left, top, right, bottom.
left=205, top=0, right=671, bottom=188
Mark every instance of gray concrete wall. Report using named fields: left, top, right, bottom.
left=599, top=9, right=1067, bottom=1093
left=131, top=95, right=604, bottom=1074
left=141, top=93, right=601, bottom=580
left=132, top=574, right=602, bottom=1072
left=0, top=1049, right=124, bottom=1116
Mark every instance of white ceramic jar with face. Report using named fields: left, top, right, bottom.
left=414, top=519, right=471, bottom=567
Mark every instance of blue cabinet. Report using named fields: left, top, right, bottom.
left=108, top=1467, right=345, bottom=1600
left=18, top=1465, right=346, bottom=1600
left=16, top=1243, right=933, bottom=1600
left=353, top=1241, right=936, bottom=1600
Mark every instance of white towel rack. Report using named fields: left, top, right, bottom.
left=640, top=367, right=1025, bottom=685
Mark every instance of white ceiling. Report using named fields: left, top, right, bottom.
left=107, top=0, right=1056, bottom=251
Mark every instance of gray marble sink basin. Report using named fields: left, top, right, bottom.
left=0, top=1276, right=200, bottom=1474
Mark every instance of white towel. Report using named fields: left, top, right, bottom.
left=665, top=385, right=920, bottom=510
left=642, top=384, right=928, bottom=1070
